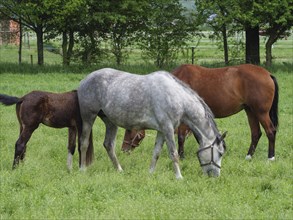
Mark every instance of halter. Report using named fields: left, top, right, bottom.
left=196, top=141, right=224, bottom=169
left=123, top=131, right=144, bottom=148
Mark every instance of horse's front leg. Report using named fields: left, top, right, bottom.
left=121, top=129, right=133, bottom=152
left=165, top=129, right=183, bottom=179
left=67, top=127, right=77, bottom=171
left=150, top=132, right=164, bottom=174
left=101, top=118, right=123, bottom=172
left=177, top=125, right=186, bottom=159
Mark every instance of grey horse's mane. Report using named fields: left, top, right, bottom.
left=165, top=72, right=219, bottom=135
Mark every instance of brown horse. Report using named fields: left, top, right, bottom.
left=0, top=90, right=94, bottom=169
left=122, top=64, right=279, bottom=160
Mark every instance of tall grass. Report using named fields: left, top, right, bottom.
left=0, top=64, right=292, bottom=219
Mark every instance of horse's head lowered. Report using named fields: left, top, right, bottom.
left=197, top=131, right=227, bottom=177
left=122, top=130, right=145, bottom=152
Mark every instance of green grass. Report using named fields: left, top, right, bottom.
left=0, top=65, right=292, bottom=219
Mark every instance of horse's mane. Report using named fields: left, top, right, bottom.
left=167, top=73, right=219, bottom=135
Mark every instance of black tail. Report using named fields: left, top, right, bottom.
left=270, top=75, right=279, bottom=130
left=0, top=94, right=20, bottom=106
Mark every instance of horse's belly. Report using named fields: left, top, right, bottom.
left=208, top=99, right=244, bottom=118
left=103, top=107, right=159, bottom=130
left=42, top=112, right=75, bottom=128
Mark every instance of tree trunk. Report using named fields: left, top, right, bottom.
left=36, top=27, right=44, bottom=65
left=265, top=38, right=274, bottom=67
left=67, top=30, right=74, bottom=64
left=245, top=25, right=260, bottom=65
left=62, top=31, right=68, bottom=65
left=62, top=30, right=74, bottom=66
left=222, top=24, right=229, bottom=65
left=265, top=26, right=286, bottom=67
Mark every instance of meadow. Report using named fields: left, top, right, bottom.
left=0, top=62, right=292, bottom=219
left=0, top=32, right=293, bottom=219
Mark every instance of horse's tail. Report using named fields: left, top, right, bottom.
left=0, top=94, right=20, bottom=106
left=86, top=130, right=94, bottom=166
left=270, top=75, right=279, bottom=130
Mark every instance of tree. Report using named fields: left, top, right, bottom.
left=0, top=0, right=57, bottom=65
left=47, top=0, right=87, bottom=65
left=139, top=0, right=197, bottom=68
left=69, top=0, right=111, bottom=64
left=195, top=0, right=236, bottom=64
left=259, top=0, right=293, bottom=66
left=232, top=0, right=261, bottom=64
left=105, top=0, right=148, bottom=65
left=195, top=0, right=293, bottom=65
left=245, top=25, right=260, bottom=64
left=235, top=0, right=293, bottom=65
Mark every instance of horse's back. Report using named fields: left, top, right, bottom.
left=19, top=90, right=80, bottom=128
left=78, top=68, right=197, bottom=131
left=172, top=64, right=275, bottom=117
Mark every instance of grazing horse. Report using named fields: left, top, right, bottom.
left=122, top=64, right=279, bottom=161
left=78, top=68, right=227, bottom=179
left=122, top=129, right=145, bottom=152
left=0, top=90, right=94, bottom=169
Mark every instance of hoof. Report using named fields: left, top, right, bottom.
left=179, top=153, right=185, bottom=160
left=268, top=156, right=275, bottom=161
left=176, top=174, right=183, bottom=180
left=245, top=155, right=252, bottom=160
left=117, top=166, right=124, bottom=172
left=79, top=165, right=87, bottom=172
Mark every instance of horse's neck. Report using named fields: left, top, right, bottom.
left=187, top=115, right=217, bottom=148
left=198, top=120, right=217, bottom=147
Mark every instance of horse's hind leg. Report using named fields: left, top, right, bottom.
left=101, top=117, right=123, bottom=171
left=258, top=113, right=276, bottom=160
left=67, top=127, right=76, bottom=171
left=245, top=108, right=262, bottom=160
left=79, top=119, right=94, bottom=170
left=150, top=132, right=165, bottom=174
left=13, top=126, right=36, bottom=169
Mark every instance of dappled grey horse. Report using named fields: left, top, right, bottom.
left=77, top=68, right=227, bottom=178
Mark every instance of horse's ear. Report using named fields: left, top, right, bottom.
left=220, top=131, right=227, bottom=141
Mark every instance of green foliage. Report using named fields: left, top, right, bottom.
left=1, top=0, right=291, bottom=66
left=0, top=32, right=292, bottom=66
left=195, top=0, right=293, bottom=65
left=107, top=0, right=149, bottom=65
left=0, top=64, right=292, bottom=219
left=139, top=0, right=198, bottom=68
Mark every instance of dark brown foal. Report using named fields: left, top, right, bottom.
left=0, top=90, right=94, bottom=169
